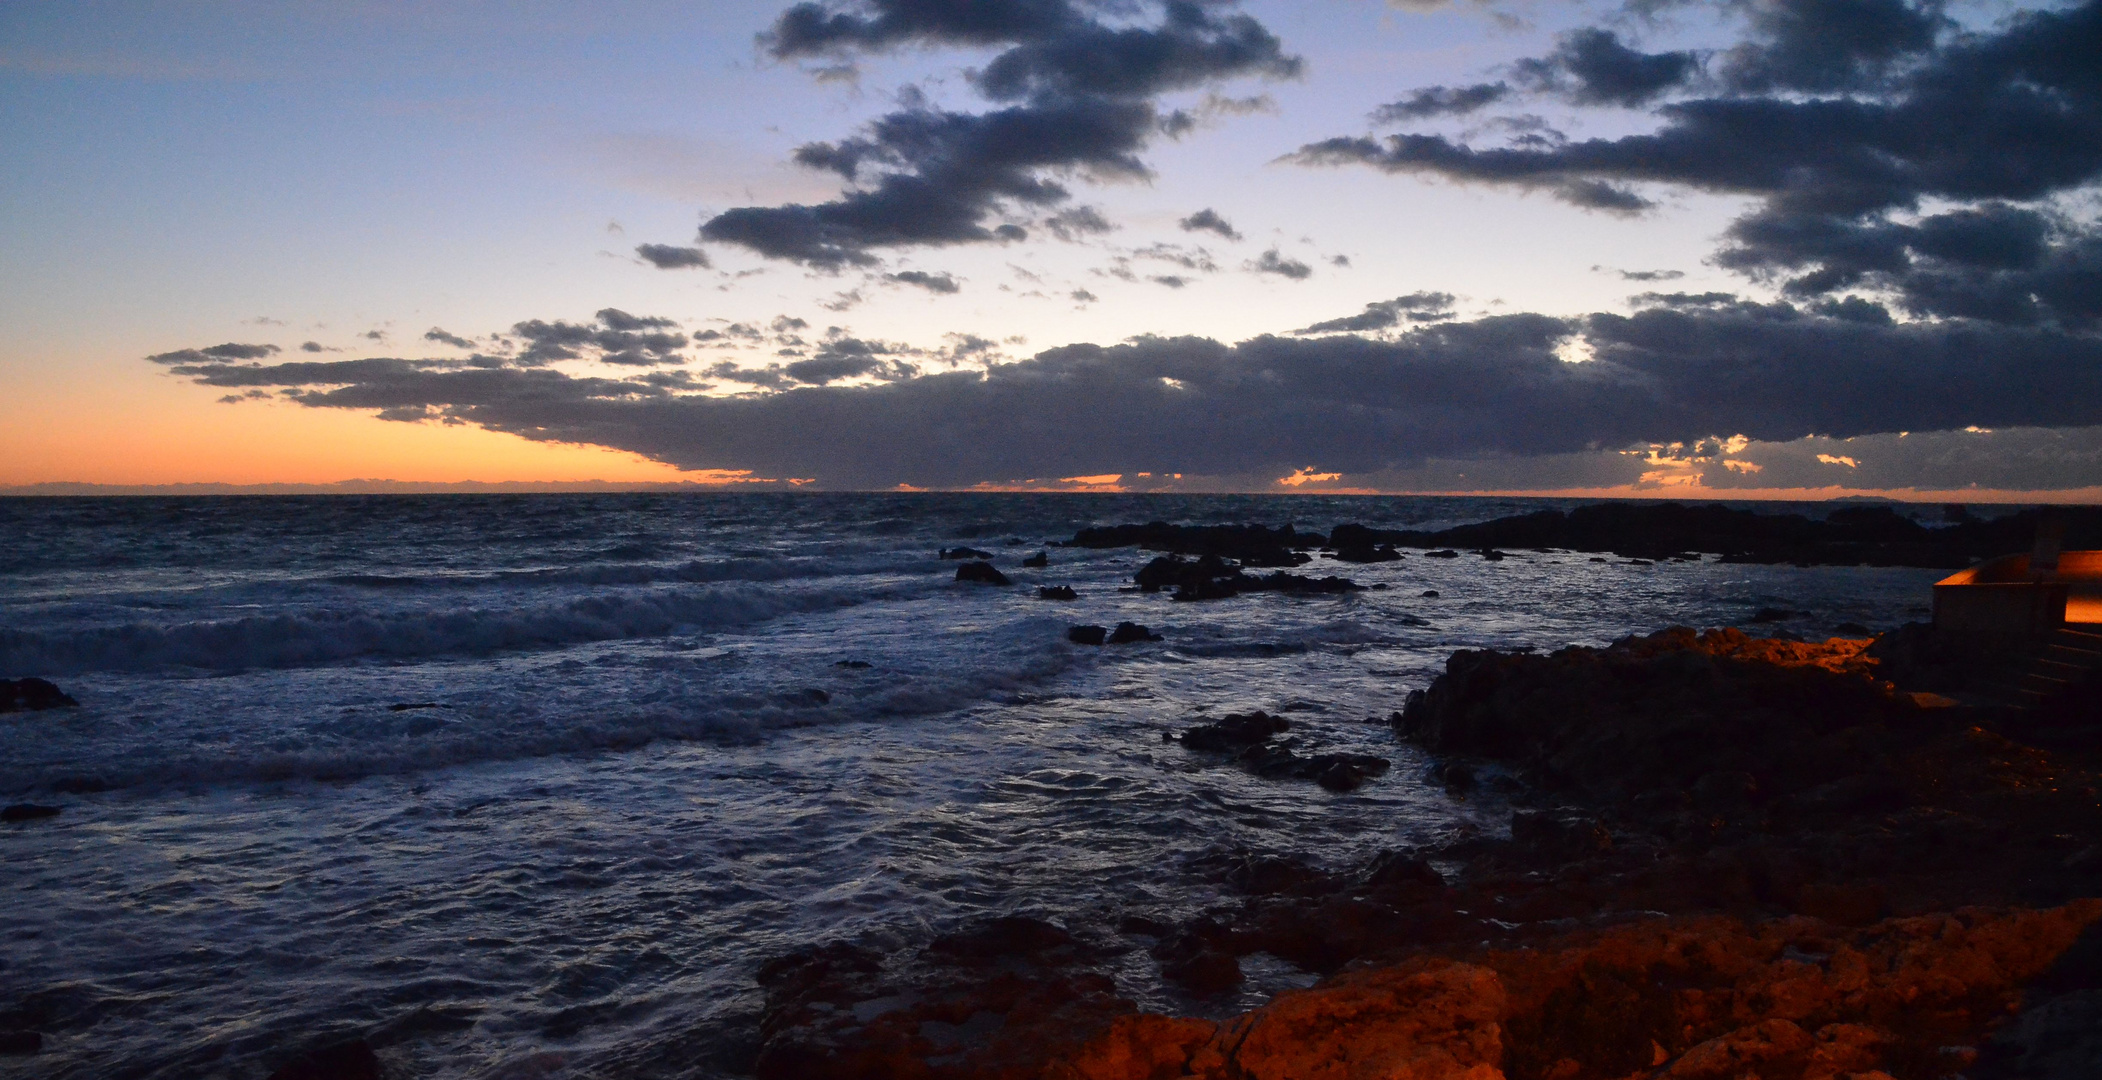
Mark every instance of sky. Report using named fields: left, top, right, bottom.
left=3, top=0, right=2100, bottom=497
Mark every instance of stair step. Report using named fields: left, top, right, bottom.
left=2041, top=645, right=2102, bottom=664
left=2034, top=658, right=2093, bottom=677
left=2054, top=628, right=2102, bottom=644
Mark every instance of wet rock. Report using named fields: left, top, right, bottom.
left=1037, top=585, right=1077, bottom=600
left=1106, top=622, right=1162, bottom=644
left=1421, top=590, right=1439, bottom=598
left=1067, top=625, right=1108, bottom=646
left=1218, top=960, right=1506, bottom=1080
left=1021, top=551, right=1048, bottom=568
left=1154, top=927, right=1244, bottom=996
left=0, top=805, right=61, bottom=823
left=1360, top=851, right=1445, bottom=892
left=1135, top=554, right=1364, bottom=601
left=265, top=1038, right=383, bottom=1080
left=1509, top=810, right=1612, bottom=858
left=939, top=547, right=994, bottom=560
left=1180, top=711, right=1290, bottom=752
left=1424, top=549, right=1459, bottom=558
left=926, top=916, right=1075, bottom=963
left=955, top=561, right=1012, bottom=586
left=0, top=678, right=78, bottom=712
left=834, top=660, right=872, bottom=669
left=1478, top=549, right=1508, bottom=561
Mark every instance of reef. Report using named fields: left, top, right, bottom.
left=1063, top=503, right=2102, bottom=570
left=740, top=626, right=2102, bottom=1080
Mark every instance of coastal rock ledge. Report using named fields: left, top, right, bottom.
left=746, top=625, right=2102, bottom=1080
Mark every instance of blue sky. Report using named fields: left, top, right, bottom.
left=5, top=0, right=2099, bottom=495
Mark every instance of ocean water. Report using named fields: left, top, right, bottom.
left=0, top=493, right=1946, bottom=1079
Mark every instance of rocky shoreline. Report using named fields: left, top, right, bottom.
left=739, top=625, right=2102, bottom=1080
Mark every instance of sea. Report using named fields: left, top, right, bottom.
left=0, top=492, right=1956, bottom=1079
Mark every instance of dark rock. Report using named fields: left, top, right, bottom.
left=0, top=678, right=78, bottom=712
left=1421, top=590, right=1440, bottom=598
left=1424, top=549, right=1459, bottom=558
left=1328, top=524, right=1405, bottom=563
left=1835, top=621, right=1872, bottom=635
left=1509, top=810, right=1613, bottom=858
left=1181, top=711, right=1290, bottom=751
left=939, top=547, right=994, bottom=560
left=1361, top=851, right=1445, bottom=891
left=1, top=805, right=61, bottom=823
left=926, top=916, right=1074, bottom=962
left=265, top=1038, right=383, bottom=1080
left=1066, top=625, right=1108, bottom=646
left=1321, top=500, right=2096, bottom=568
left=834, top=660, right=872, bottom=669
left=1478, top=549, right=1507, bottom=561
left=384, top=702, right=445, bottom=712
left=1021, top=551, right=1048, bottom=568
left=1106, top=622, right=1161, bottom=644
left=954, top=561, right=1011, bottom=586
left=0, top=1031, right=40, bottom=1055
left=1134, top=553, right=1362, bottom=601
left=1313, top=756, right=1386, bottom=792
left=1036, top=585, right=1076, bottom=600
left=1157, top=943, right=1241, bottom=996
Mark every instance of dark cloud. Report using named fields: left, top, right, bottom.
left=301, top=341, right=325, bottom=353
left=1606, top=267, right=1685, bottom=282
left=1296, top=0, right=2102, bottom=319
left=885, top=269, right=962, bottom=293
left=1151, top=275, right=1190, bottom=288
left=1042, top=204, right=1115, bottom=240
left=1294, top=292, right=1458, bottom=334
left=701, top=0, right=1298, bottom=266
left=146, top=342, right=281, bottom=364
left=1372, top=82, right=1511, bottom=122
left=1178, top=207, right=1242, bottom=240
left=1720, top=0, right=1943, bottom=94
left=424, top=328, right=475, bottom=349
left=635, top=243, right=713, bottom=269
left=1250, top=248, right=1312, bottom=280
left=1513, top=29, right=1698, bottom=107
left=148, top=291, right=2102, bottom=488
left=509, top=309, right=691, bottom=367
left=1070, top=288, right=1098, bottom=302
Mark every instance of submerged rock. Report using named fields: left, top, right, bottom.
left=1, top=805, right=61, bottom=823
left=954, top=561, right=1011, bottom=586
left=1021, top=551, right=1048, bottom=568
left=1, top=678, right=78, bottom=712
left=939, top=547, right=993, bottom=560
left=1180, top=711, right=1290, bottom=751
left=1178, top=711, right=1389, bottom=790
left=1107, top=622, right=1162, bottom=644
left=264, top=1038, right=383, bottom=1080
left=1037, top=585, right=1077, bottom=600
left=1067, top=625, right=1108, bottom=646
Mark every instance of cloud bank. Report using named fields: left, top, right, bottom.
left=148, top=293, right=2102, bottom=489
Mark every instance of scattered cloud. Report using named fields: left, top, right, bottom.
left=635, top=243, right=713, bottom=269
left=698, top=0, right=1301, bottom=267
left=1178, top=208, right=1242, bottom=240
left=1294, top=292, right=1457, bottom=334
left=885, top=269, right=962, bottom=294
left=1250, top=248, right=1312, bottom=280
left=424, top=328, right=475, bottom=349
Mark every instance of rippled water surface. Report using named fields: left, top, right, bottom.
left=0, top=493, right=1946, bottom=1078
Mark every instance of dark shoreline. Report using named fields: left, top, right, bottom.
left=737, top=623, right=2102, bottom=1080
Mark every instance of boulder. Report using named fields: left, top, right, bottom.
left=1, top=678, right=78, bottom=712
left=1181, top=711, right=1290, bottom=751
left=1038, top=585, right=1078, bottom=600
left=1068, top=625, right=1109, bottom=646
left=1106, top=622, right=1162, bottom=644
left=955, top=561, right=1012, bottom=586
left=1022, top=551, right=1049, bottom=567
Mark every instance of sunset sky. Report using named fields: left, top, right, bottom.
left=4, top=0, right=2099, bottom=496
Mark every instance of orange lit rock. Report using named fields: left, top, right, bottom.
left=1210, top=959, right=1505, bottom=1080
